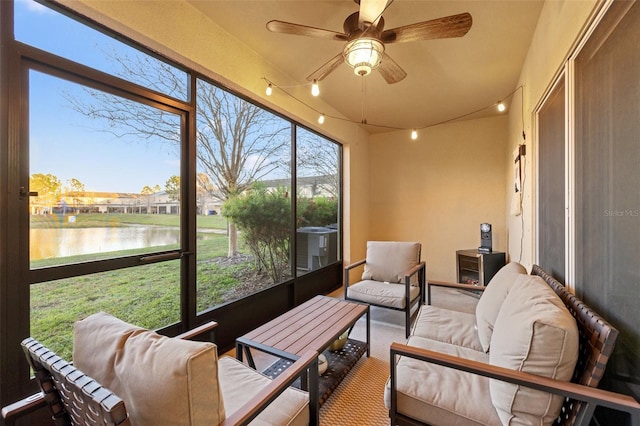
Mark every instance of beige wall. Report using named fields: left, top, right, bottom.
left=59, top=0, right=373, bottom=263
left=504, top=0, right=600, bottom=271
left=369, top=116, right=508, bottom=282
left=342, top=131, right=371, bottom=265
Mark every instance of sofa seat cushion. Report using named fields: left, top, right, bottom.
left=361, top=241, right=421, bottom=284
left=73, top=312, right=224, bottom=425
left=218, top=356, right=309, bottom=426
left=347, top=280, right=420, bottom=309
left=490, top=274, right=579, bottom=426
left=411, top=305, right=484, bottom=352
left=384, top=336, right=501, bottom=426
left=475, top=262, right=528, bottom=352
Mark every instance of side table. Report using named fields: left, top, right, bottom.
left=456, top=249, right=506, bottom=286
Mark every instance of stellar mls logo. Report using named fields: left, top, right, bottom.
left=603, top=209, right=640, bottom=217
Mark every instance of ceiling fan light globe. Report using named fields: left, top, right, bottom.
left=344, top=38, right=384, bottom=76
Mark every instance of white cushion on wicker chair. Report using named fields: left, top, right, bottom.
left=73, top=312, right=309, bottom=426
left=489, top=274, right=579, bottom=425
left=74, top=312, right=224, bottom=425
left=384, top=336, right=502, bottom=426
left=218, top=356, right=309, bottom=426
left=411, top=305, right=484, bottom=352
left=475, top=262, right=528, bottom=352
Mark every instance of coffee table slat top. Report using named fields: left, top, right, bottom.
left=285, top=303, right=363, bottom=354
left=239, top=296, right=368, bottom=358
left=248, top=298, right=344, bottom=346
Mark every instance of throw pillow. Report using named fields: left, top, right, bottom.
left=475, top=261, right=527, bottom=352
left=489, top=275, right=578, bottom=425
left=73, top=312, right=224, bottom=425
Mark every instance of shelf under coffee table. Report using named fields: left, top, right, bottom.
left=235, top=295, right=370, bottom=426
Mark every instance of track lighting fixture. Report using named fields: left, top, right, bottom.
left=311, top=80, right=320, bottom=97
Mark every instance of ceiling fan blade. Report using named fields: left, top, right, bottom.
left=306, top=52, right=345, bottom=82
left=381, top=12, right=472, bottom=44
left=378, top=53, right=407, bottom=84
left=359, top=0, right=393, bottom=27
left=266, top=20, right=348, bottom=41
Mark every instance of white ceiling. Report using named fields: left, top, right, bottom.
left=188, top=0, right=543, bottom=133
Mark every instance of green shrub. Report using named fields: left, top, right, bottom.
left=297, top=196, right=338, bottom=228
left=222, top=185, right=291, bottom=283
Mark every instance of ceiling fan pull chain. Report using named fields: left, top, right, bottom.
left=361, top=76, right=367, bottom=124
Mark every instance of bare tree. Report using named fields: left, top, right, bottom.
left=296, top=131, right=340, bottom=199
left=196, top=79, right=289, bottom=256
left=66, top=52, right=289, bottom=257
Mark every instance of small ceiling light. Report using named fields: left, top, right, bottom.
left=344, top=38, right=385, bottom=77
left=318, top=114, right=325, bottom=124
left=411, top=129, right=418, bottom=140
left=265, top=83, right=273, bottom=96
left=497, top=101, right=506, bottom=112
left=311, top=80, right=320, bottom=97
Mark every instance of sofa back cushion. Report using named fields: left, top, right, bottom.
left=489, top=275, right=579, bottom=426
left=475, top=262, right=527, bottom=352
left=73, top=312, right=224, bottom=425
left=362, top=241, right=421, bottom=284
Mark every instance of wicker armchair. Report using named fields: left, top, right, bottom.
left=2, top=318, right=317, bottom=426
left=2, top=337, right=130, bottom=426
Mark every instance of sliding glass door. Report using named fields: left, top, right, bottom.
left=536, top=76, right=566, bottom=283
left=536, top=1, right=640, bottom=413
left=26, top=66, right=186, bottom=359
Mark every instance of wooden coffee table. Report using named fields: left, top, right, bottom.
left=236, top=295, right=370, bottom=426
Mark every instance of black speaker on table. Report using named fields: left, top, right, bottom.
left=478, top=223, right=492, bottom=253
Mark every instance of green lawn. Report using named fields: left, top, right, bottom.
left=29, top=213, right=262, bottom=361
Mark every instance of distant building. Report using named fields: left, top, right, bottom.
left=34, top=191, right=222, bottom=216
left=261, top=175, right=337, bottom=198
left=30, top=175, right=335, bottom=216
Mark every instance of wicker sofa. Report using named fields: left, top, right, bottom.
left=385, top=263, right=640, bottom=426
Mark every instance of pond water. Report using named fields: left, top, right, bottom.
left=30, top=226, right=182, bottom=260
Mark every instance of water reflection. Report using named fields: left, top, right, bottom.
left=30, top=226, right=180, bottom=260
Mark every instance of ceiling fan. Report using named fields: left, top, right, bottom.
left=266, top=0, right=472, bottom=84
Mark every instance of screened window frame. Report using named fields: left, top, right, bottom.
left=22, top=52, right=193, bottom=285
left=0, top=0, right=344, bottom=402
left=11, top=0, right=344, bottom=301
left=534, top=73, right=569, bottom=285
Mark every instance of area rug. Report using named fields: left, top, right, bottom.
left=319, top=318, right=399, bottom=425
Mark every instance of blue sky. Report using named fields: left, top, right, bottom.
left=16, top=0, right=183, bottom=193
